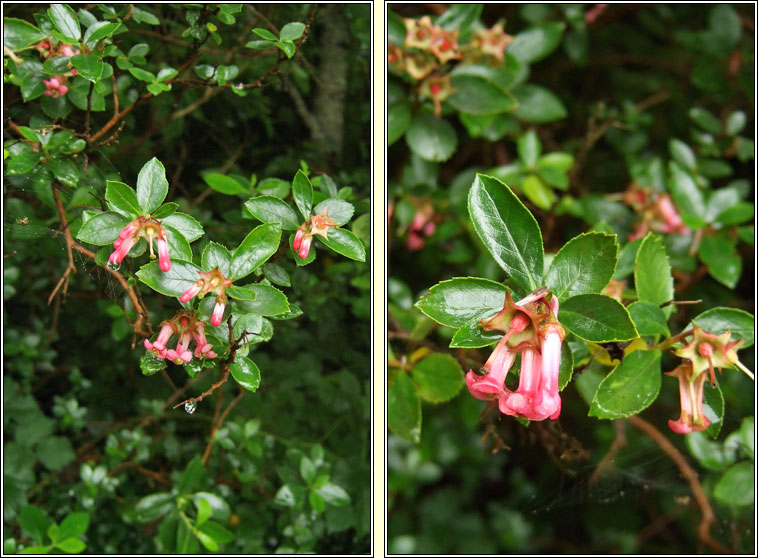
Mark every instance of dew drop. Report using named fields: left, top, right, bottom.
left=106, top=261, right=121, bottom=271
left=184, top=401, right=197, bottom=414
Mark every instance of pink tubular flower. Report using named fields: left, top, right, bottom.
left=211, top=299, right=225, bottom=327
left=144, top=322, right=175, bottom=357
left=468, top=287, right=565, bottom=422
left=43, top=76, right=68, bottom=97
left=156, top=235, right=171, bottom=272
left=143, top=311, right=218, bottom=366
left=298, top=234, right=312, bottom=259
left=293, top=227, right=306, bottom=252
left=107, top=216, right=171, bottom=271
left=192, top=322, right=217, bottom=359
left=667, top=364, right=709, bottom=434
left=178, top=268, right=233, bottom=327
left=108, top=236, right=138, bottom=267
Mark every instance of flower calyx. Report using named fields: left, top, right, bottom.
left=109, top=216, right=171, bottom=272
left=675, top=324, right=748, bottom=386
left=292, top=208, right=338, bottom=259
left=179, top=268, right=234, bottom=327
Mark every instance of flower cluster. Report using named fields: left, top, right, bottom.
left=144, top=311, right=217, bottom=365
left=292, top=208, right=337, bottom=259
left=667, top=325, right=752, bottom=434
left=388, top=16, right=512, bottom=117
left=35, top=41, right=80, bottom=93
left=466, top=288, right=566, bottom=421
left=179, top=268, right=234, bottom=326
left=42, top=76, right=68, bottom=97
left=109, top=216, right=171, bottom=272
left=624, top=185, right=690, bottom=241
left=405, top=202, right=435, bottom=252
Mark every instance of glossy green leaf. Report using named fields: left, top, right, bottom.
left=589, top=350, right=661, bottom=419
left=714, top=462, right=754, bottom=507
left=243, top=196, right=300, bottom=230
left=318, top=228, right=366, bottom=262
left=614, top=238, right=641, bottom=280
left=229, top=284, right=289, bottom=316
left=7, top=152, right=42, bottom=175
left=411, top=353, right=464, bottom=403
left=450, top=316, right=502, bottom=348
left=448, top=68, right=518, bottom=115
left=715, top=201, right=753, bottom=225
left=667, top=162, right=706, bottom=221
left=82, top=21, right=122, bottom=46
left=136, top=260, right=202, bottom=297
left=406, top=113, right=457, bottom=162
left=312, top=199, right=354, bottom=226
left=468, top=174, right=543, bottom=292
left=70, top=54, right=103, bottom=82
left=57, top=513, right=89, bottom=541
left=76, top=211, right=130, bottom=245
left=691, top=307, right=754, bottom=348
left=435, top=3, right=481, bottom=41
left=3, top=18, right=47, bottom=50
left=37, top=436, right=75, bottom=471
left=292, top=170, right=314, bottom=219
left=202, top=172, right=248, bottom=196
left=689, top=107, right=722, bottom=135
left=416, top=277, right=507, bottom=328
left=545, top=232, right=618, bottom=301
left=230, top=223, right=281, bottom=280
left=161, top=212, right=203, bottom=242
left=387, top=9, right=405, bottom=45
left=261, top=263, right=290, bottom=287
left=280, top=21, right=305, bottom=41
left=698, top=233, right=741, bottom=288
left=517, top=130, right=541, bottom=168
left=201, top=242, right=231, bottom=276
left=669, top=139, right=696, bottom=171
left=140, top=351, right=167, bottom=376
left=521, top=174, right=555, bottom=209
left=54, top=537, right=86, bottom=553
left=46, top=157, right=79, bottom=188
left=388, top=372, right=421, bottom=443
left=725, top=111, right=746, bottom=135
left=19, top=506, right=52, bottom=545
left=634, top=233, right=674, bottom=318
left=136, top=157, right=169, bottom=215
left=558, top=341, right=574, bottom=391
left=705, top=185, right=743, bottom=222
left=512, top=84, right=567, bottom=123
left=388, top=101, right=411, bottom=146
left=315, top=482, right=351, bottom=506
left=163, top=224, right=193, bottom=261
left=105, top=181, right=142, bottom=217
left=508, top=22, right=565, bottom=63
left=628, top=301, right=670, bottom=337
left=230, top=355, right=261, bottom=392
left=48, top=4, right=81, bottom=40
left=686, top=428, right=733, bottom=472
left=559, top=294, right=638, bottom=342
left=150, top=203, right=179, bottom=220
left=703, top=382, right=725, bottom=439
left=132, top=492, right=175, bottom=523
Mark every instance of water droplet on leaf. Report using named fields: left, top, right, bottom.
left=184, top=401, right=197, bottom=414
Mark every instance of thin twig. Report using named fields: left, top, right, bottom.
left=47, top=186, right=78, bottom=305
left=627, top=415, right=732, bottom=554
